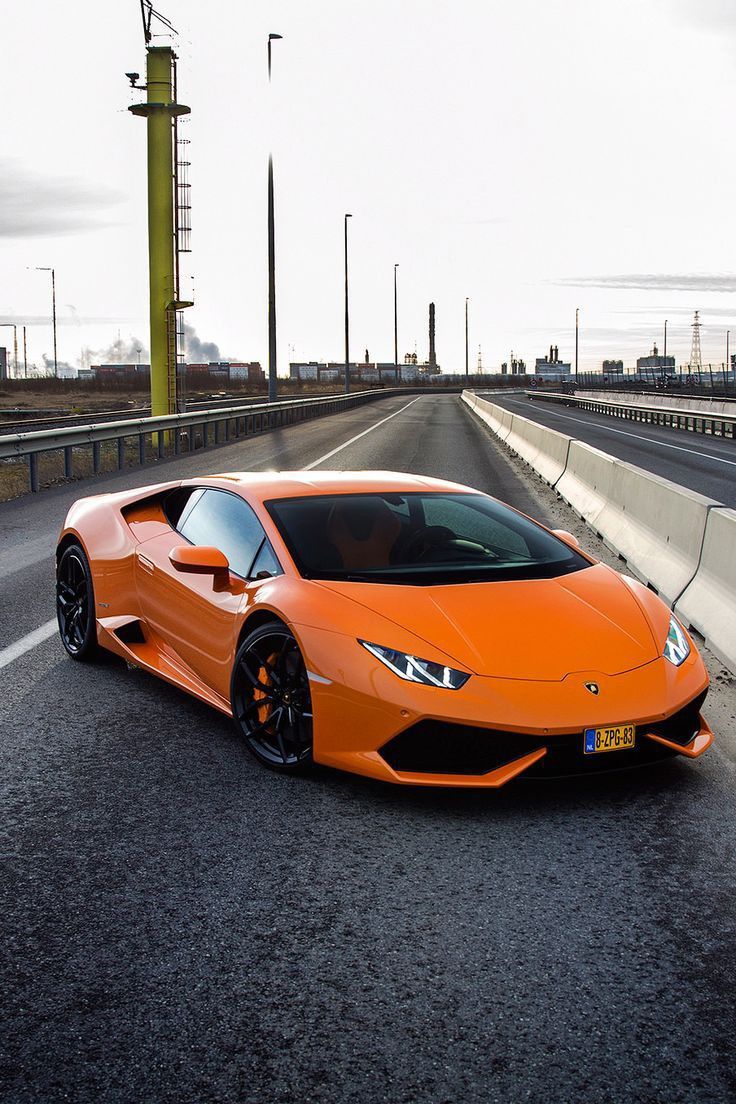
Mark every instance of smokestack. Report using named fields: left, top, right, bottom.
left=428, top=302, right=436, bottom=367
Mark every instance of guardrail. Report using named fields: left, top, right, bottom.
left=462, top=390, right=736, bottom=672
left=526, top=390, right=736, bottom=438
left=0, top=389, right=402, bottom=494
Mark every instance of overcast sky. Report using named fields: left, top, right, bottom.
left=1, top=0, right=736, bottom=373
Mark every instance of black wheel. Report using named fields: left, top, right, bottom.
left=56, top=543, right=99, bottom=660
left=231, top=621, right=314, bottom=774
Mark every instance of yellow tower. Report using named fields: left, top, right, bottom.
left=129, top=43, right=192, bottom=417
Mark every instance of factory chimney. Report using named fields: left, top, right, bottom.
left=429, top=302, right=437, bottom=367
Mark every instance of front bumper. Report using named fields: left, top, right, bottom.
left=298, top=628, right=713, bottom=787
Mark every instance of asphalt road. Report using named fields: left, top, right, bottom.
left=2, top=394, right=736, bottom=1104
left=485, top=393, right=736, bottom=506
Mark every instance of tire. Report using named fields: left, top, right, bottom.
left=230, top=620, right=314, bottom=774
left=56, top=543, right=100, bottom=661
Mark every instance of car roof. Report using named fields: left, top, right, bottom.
left=184, top=470, right=478, bottom=503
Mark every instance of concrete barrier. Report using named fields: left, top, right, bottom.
left=462, top=388, right=735, bottom=672
left=503, top=411, right=572, bottom=485
left=575, top=390, right=736, bottom=415
left=463, top=392, right=570, bottom=478
left=462, top=392, right=506, bottom=436
left=555, top=441, right=716, bottom=606
left=676, top=508, right=736, bottom=671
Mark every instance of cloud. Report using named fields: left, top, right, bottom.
left=672, top=0, right=736, bottom=31
left=0, top=159, right=126, bottom=238
left=554, top=273, right=736, bottom=294
left=0, top=314, right=140, bottom=326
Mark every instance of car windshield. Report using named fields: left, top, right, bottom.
left=266, top=492, right=589, bottom=585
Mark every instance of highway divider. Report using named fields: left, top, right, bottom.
left=462, top=390, right=736, bottom=672
left=526, top=389, right=736, bottom=438
left=675, top=509, right=736, bottom=673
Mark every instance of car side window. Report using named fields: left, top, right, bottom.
left=178, top=489, right=267, bottom=578
left=250, top=539, right=283, bottom=579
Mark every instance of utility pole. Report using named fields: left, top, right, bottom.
left=727, top=330, right=730, bottom=389
left=575, top=307, right=579, bottom=381
left=344, top=213, right=352, bottom=394
left=394, top=263, right=399, bottom=383
left=34, top=269, right=56, bottom=376
left=663, top=318, right=668, bottom=371
left=465, top=297, right=469, bottom=377
left=267, top=33, right=282, bottom=404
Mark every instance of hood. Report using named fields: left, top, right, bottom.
left=316, top=564, right=659, bottom=680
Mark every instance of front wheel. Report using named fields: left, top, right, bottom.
left=230, top=621, right=314, bottom=774
left=56, top=543, right=100, bottom=661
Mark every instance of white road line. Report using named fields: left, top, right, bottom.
left=305, top=397, right=422, bottom=469
left=500, top=398, right=736, bottom=468
left=0, top=398, right=424, bottom=669
left=0, top=618, right=58, bottom=671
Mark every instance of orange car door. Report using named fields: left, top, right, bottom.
left=135, top=489, right=270, bottom=700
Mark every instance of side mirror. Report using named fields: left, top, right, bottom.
left=552, top=529, right=581, bottom=549
left=169, top=545, right=230, bottom=575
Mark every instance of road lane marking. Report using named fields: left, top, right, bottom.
left=305, top=397, right=422, bottom=469
left=0, top=618, right=58, bottom=671
left=497, top=398, right=736, bottom=469
left=1, top=398, right=424, bottom=667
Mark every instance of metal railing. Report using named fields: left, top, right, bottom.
left=526, top=391, right=736, bottom=438
left=0, top=389, right=404, bottom=494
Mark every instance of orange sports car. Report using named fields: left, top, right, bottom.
left=55, top=471, right=713, bottom=787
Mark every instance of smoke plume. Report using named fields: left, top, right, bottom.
left=184, top=324, right=222, bottom=363
left=94, top=335, right=149, bottom=364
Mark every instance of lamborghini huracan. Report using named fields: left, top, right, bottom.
left=55, top=471, right=713, bottom=786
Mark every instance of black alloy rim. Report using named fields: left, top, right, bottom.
left=57, top=552, right=90, bottom=653
left=234, top=630, right=313, bottom=766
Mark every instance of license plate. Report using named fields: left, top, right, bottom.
left=584, top=724, right=636, bottom=755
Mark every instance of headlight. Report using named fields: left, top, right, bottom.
left=663, top=616, right=690, bottom=666
left=359, top=640, right=470, bottom=689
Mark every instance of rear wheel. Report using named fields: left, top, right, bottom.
left=231, top=621, right=313, bottom=773
left=56, top=543, right=100, bottom=660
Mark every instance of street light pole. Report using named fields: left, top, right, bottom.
left=267, top=33, right=282, bottom=405
left=35, top=267, right=57, bottom=377
left=394, top=263, right=399, bottom=383
left=465, top=297, right=469, bottom=377
left=575, top=306, right=579, bottom=381
left=23, top=325, right=27, bottom=378
left=664, top=318, right=668, bottom=374
left=344, top=213, right=352, bottom=394
left=727, top=329, right=730, bottom=390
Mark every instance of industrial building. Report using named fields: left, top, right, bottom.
left=636, top=344, right=675, bottom=376
left=88, top=362, right=264, bottom=385
left=289, top=301, right=443, bottom=383
left=534, top=346, right=571, bottom=379
left=501, top=355, right=526, bottom=375
left=289, top=361, right=429, bottom=384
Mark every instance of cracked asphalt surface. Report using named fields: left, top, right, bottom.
left=2, top=394, right=735, bottom=1103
